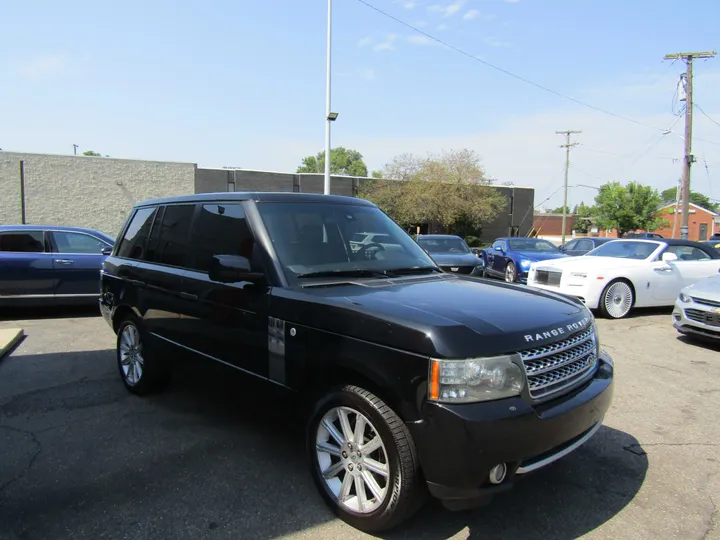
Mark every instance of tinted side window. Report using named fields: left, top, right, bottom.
left=667, top=245, right=711, bottom=261
left=154, top=204, right=195, bottom=268
left=576, top=239, right=593, bottom=251
left=0, top=231, right=45, bottom=253
left=53, top=232, right=109, bottom=254
left=564, top=240, right=577, bottom=251
left=189, top=203, right=259, bottom=272
left=117, top=207, right=157, bottom=260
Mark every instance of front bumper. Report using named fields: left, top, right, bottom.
left=527, top=279, right=603, bottom=309
left=673, top=301, right=720, bottom=341
left=407, top=351, right=614, bottom=509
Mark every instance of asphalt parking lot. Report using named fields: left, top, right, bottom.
left=1, top=306, right=719, bottom=540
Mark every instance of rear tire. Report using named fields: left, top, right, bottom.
left=116, top=316, right=170, bottom=395
left=307, top=385, right=425, bottom=533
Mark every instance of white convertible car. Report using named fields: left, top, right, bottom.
left=527, top=239, right=720, bottom=319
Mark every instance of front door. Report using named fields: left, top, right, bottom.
left=177, top=202, right=271, bottom=379
left=49, top=230, right=112, bottom=296
left=0, top=230, right=56, bottom=298
left=699, top=223, right=708, bottom=241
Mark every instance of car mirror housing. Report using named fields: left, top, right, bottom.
left=209, top=255, right=266, bottom=284
left=101, top=246, right=113, bottom=256
left=661, top=252, right=678, bottom=263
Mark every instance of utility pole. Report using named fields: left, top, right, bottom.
left=324, top=0, right=333, bottom=195
left=556, top=130, right=582, bottom=245
left=664, top=51, right=716, bottom=239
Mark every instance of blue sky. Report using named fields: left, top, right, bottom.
left=1, top=0, right=720, bottom=209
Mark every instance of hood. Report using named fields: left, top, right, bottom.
left=276, top=276, right=592, bottom=359
left=430, top=252, right=481, bottom=266
left=684, top=273, right=720, bottom=300
left=532, top=256, right=647, bottom=272
left=514, top=251, right=567, bottom=262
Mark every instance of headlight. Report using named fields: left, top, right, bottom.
left=520, top=259, right=531, bottom=269
left=570, top=272, right=588, bottom=279
left=429, top=356, right=525, bottom=403
left=679, top=292, right=691, bottom=303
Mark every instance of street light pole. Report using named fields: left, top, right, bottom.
left=324, top=0, right=332, bottom=195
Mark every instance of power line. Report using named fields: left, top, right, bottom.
left=695, top=103, right=720, bottom=129
left=355, top=0, right=667, bottom=133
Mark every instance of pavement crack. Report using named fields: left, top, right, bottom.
left=0, top=425, right=42, bottom=500
left=702, top=496, right=718, bottom=540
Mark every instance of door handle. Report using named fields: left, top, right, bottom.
left=180, top=292, right=198, bottom=301
left=54, top=259, right=74, bottom=265
left=653, top=266, right=673, bottom=273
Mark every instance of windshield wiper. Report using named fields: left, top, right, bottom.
left=296, top=269, right=399, bottom=279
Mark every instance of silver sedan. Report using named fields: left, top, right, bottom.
left=673, top=270, right=720, bottom=341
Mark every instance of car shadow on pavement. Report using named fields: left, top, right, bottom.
left=0, top=350, right=648, bottom=540
left=676, top=334, right=720, bottom=353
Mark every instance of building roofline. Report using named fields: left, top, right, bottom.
left=0, top=149, right=197, bottom=166
left=659, top=201, right=719, bottom=216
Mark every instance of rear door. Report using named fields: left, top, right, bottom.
left=491, top=240, right=508, bottom=274
left=178, top=202, right=271, bottom=378
left=49, top=231, right=112, bottom=296
left=665, top=245, right=720, bottom=287
left=0, top=230, right=57, bottom=298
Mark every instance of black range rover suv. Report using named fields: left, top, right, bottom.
left=100, top=192, right=614, bottom=533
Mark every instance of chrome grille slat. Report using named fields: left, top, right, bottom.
left=691, top=297, right=720, bottom=308
left=519, top=328, right=594, bottom=361
left=517, top=327, right=598, bottom=400
left=685, top=308, right=720, bottom=327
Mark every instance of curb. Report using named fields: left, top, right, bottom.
left=0, top=328, right=24, bottom=360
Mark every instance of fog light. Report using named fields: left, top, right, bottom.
left=488, top=463, right=507, bottom=484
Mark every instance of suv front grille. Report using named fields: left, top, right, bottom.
left=685, top=308, right=720, bottom=327
left=518, top=328, right=597, bottom=400
left=533, top=269, right=562, bottom=287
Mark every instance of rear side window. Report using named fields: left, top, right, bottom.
left=53, top=232, right=109, bottom=254
left=153, top=204, right=195, bottom=268
left=0, top=231, right=45, bottom=253
left=576, top=239, right=593, bottom=251
left=188, top=203, right=258, bottom=272
left=117, top=207, right=157, bottom=260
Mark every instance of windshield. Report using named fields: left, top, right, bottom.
left=417, top=237, right=470, bottom=254
left=507, top=238, right=558, bottom=252
left=586, top=240, right=659, bottom=260
left=256, top=202, right=438, bottom=280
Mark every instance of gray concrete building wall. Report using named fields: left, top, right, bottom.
left=195, top=168, right=359, bottom=197
left=0, top=152, right=196, bottom=237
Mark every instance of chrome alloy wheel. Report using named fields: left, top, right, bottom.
left=604, top=281, right=633, bottom=318
left=505, top=262, right=516, bottom=283
left=119, top=324, right=144, bottom=385
left=315, top=406, right=390, bottom=514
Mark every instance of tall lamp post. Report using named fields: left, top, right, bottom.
left=323, top=0, right=338, bottom=195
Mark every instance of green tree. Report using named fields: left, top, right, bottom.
left=83, top=150, right=102, bottom=157
left=660, top=187, right=719, bottom=212
left=594, top=182, right=667, bottom=237
left=549, top=205, right=571, bottom=214
left=358, top=149, right=506, bottom=235
left=296, top=147, right=368, bottom=177
left=573, top=202, right=597, bottom=233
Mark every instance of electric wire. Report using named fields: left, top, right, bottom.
left=355, top=0, right=667, bottom=133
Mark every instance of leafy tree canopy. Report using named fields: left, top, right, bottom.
left=296, top=147, right=368, bottom=177
left=593, top=181, right=667, bottom=237
left=660, top=187, right=719, bottom=213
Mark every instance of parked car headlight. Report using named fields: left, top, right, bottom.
left=520, top=259, right=531, bottom=269
left=679, top=292, right=691, bottom=303
left=429, top=356, right=525, bottom=403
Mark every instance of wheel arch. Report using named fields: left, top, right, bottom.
left=111, top=304, right=143, bottom=333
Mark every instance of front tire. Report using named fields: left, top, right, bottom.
left=599, top=280, right=634, bottom=319
left=505, top=262, right=516, bottom=283
left=307, top=385, right=425, bottom=533
left=116, top=316, right=169, bottom=395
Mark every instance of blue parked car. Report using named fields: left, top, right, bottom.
left=478, top=237, right=567, bottom=283
left=0, top=225, right=115, bottom=307
left=560, top=236, right=613, bottom=256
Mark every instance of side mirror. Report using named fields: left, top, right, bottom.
left=661, top=252, right=678, bottom=263
left=102, top=246, right=113, bottom=256
left=471, top=248, right=480, bottom=257
left=494, top=246, right=503, bottom=252
left=209, top=255, right=266, bottom=284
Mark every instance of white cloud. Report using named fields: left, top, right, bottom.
left=463, top=9, right=480, bottom=20
left=407, top=35, right=436, bottom=46
left=436, top=23, right=449, bottom=30
left=483, top=36, right=512, bottom=48
left=428, top=1, right=466, bottom=17
left=373, top=34, right=398, bottom=52
left=358, top=36, right=373, bottom=47
left=15, top=53, right=67, bottom=80
left=357, top=68, right=376, bottom=80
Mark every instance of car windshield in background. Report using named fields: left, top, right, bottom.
left=507, top=239, right=558, bottom=252
left=256, top=202, right=438, bottom=279
left=417, top=238, right=469, bottom=254
left=586, top=241, right=659, bottom=260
